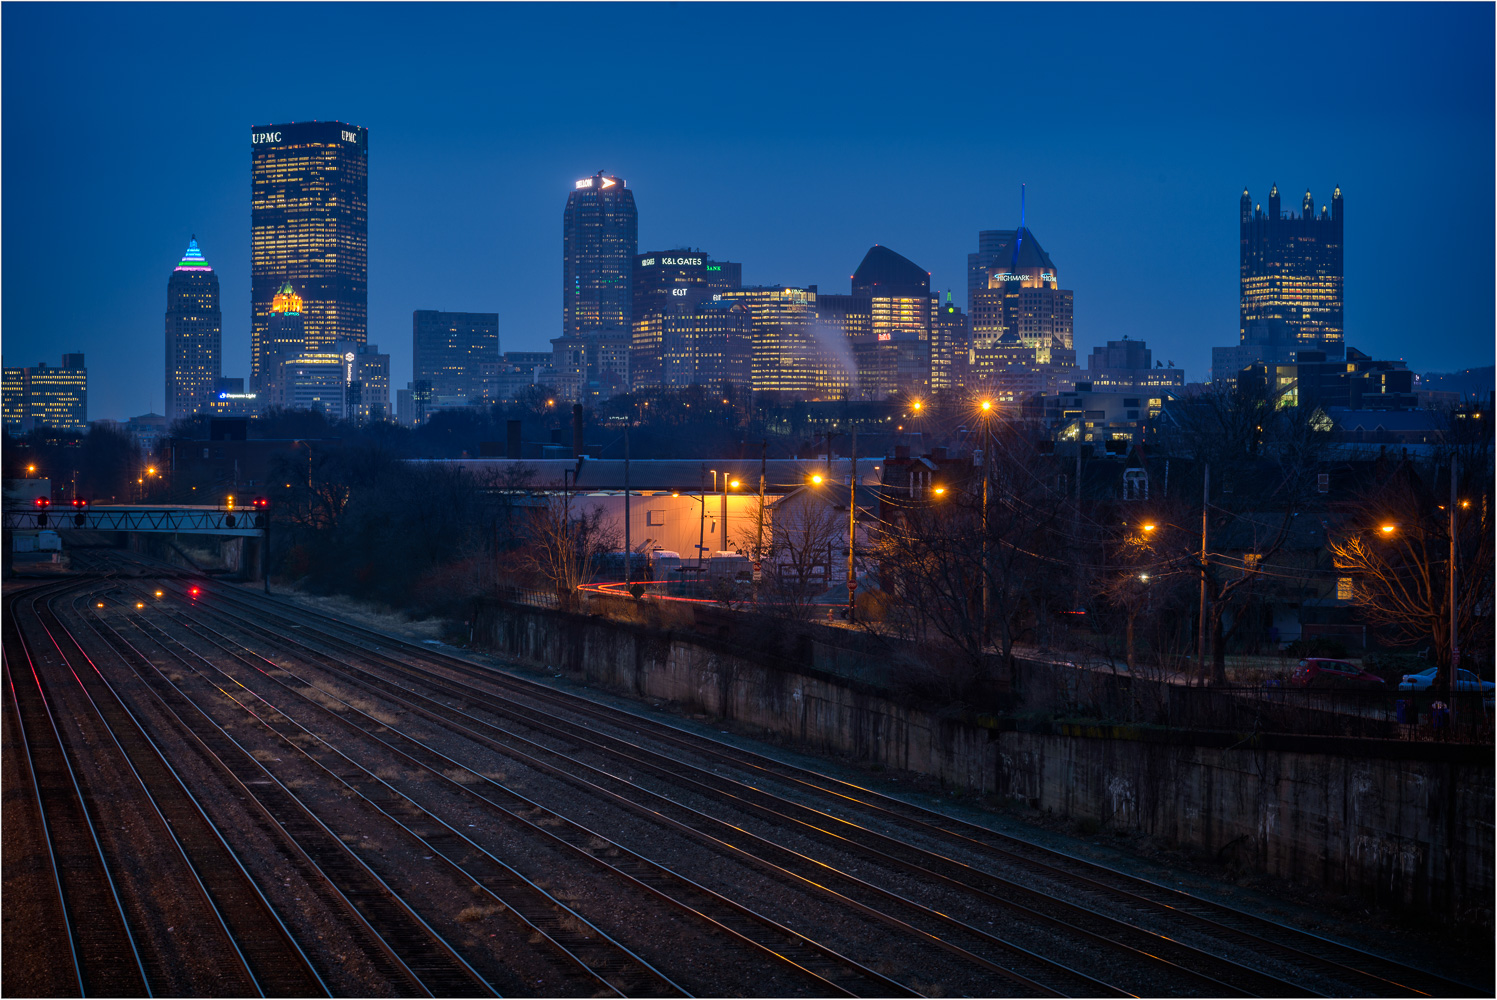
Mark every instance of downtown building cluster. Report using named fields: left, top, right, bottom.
left=401, top=169, right=1187, bottom=434
left=5, top=114, right=1438, bottom=444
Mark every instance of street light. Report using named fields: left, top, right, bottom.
left=810, top=474, right=824, bottom=485
left=1380, top=524, right=1397, bottom=535
left=1141, top=523, right=1157, bottom=533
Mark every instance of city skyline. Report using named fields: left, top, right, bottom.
left=2, top=3, right=1492, bottom=420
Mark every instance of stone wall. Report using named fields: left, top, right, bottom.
left=473, top=600, right=1494, bottom=929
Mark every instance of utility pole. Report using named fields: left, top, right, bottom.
left=697, top=466, right=706, bottom=569
left=1198, top=462, right=1210, bottom=684
left=1449, top=453, right=1459, bottom=728
left=848, top=424, right=857, bottom=621
left=981, top=414, right=992, bottom=647
left=623, top=424, right=631, bottom=586
left=756, top=439, right=767, bottom=561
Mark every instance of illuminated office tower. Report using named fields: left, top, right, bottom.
left=968, top=227, right=1072, bottom=360
left=630, top=250, right=740, bottom=389
left=851, top=244, right=933, bottom=343
left=2, top=354, right=87, bottom=432
left=931, top=293, right=970, bottom=390
left=1239, top=184, right=1343, bottom=353
left=660, top=299, right=753, bottom=389
left=250, top=121, right=368, bottom=388
left=256, top=282, right=307, bottom=396
left=164, top=236, right=221, bottom=421
left=412, top=310, right=500, bottom=399
left=719, top=286, right=851, bottom=396
left=563, top=171, right=637, bottom=339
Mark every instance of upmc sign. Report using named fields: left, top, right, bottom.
left=250, top=122, right=366, bottom=147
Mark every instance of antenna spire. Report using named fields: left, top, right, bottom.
left=1009, top=183, right=1026, bottom=274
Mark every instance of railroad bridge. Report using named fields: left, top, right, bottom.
left=4, top=504, right=266, bottom=537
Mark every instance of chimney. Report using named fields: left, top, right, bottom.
left=506, top=419, right=522, bottom=459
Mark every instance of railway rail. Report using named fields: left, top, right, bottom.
left=7, top=551, right=1485, bottom=997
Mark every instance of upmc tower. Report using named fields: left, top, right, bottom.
left=250, top=121, right=369, bottom=389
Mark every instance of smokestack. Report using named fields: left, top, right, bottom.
left=506, top=419, right=521, bottom=459
left=572, top=404, right=585, bottom=459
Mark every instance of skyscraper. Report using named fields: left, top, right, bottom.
left=165, top=237, right=221, bottom=422
left=1239, top=183, right=1344, bottom=354
left=412, top=310, right=500, bottom=398
left=630, top=250, right=741, bottom=388
left=256, top=281, right=307, bottom=399
left=968, top=227, right=1072, bottom=358
left=250, top=121, right=369, bottom=388
left=563, top=172, right=638, bottom=340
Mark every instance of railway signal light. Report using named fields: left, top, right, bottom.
left=33, top=496, right=51, bottom=509
left=189, top=586, right=201, bottom=598
left=252, top=496, right=268, bottom=509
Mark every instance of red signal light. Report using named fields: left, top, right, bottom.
left=33, top=496, right=51, bottom=509
left=71, top=497, right=88, bottom=509
left=252, top=496, right=269, bottom=509
left=189, top=587, right=201, bottom=597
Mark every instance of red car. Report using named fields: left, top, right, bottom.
left=1288, top=658, right=1386, bottom=689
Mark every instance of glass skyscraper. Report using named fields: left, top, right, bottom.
left=1239, top=184, right=1344, bottom=355
left=165, top=237, right=221, bottom=421
left=412, top=310, right=500, bottom=399
left=563, top=172, right=637, bottom=338
left=630, top=250, right=741, bottom=389
left=250, top=121, right=368, bottom=389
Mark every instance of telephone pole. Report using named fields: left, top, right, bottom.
left=1198, top=462, right=1210, bottom=684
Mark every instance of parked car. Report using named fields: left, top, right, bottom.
left=1397, top=667, right=1495, bottom=696
left=1288, top=658, right=1386, bottom=689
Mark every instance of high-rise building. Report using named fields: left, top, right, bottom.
left=257, top=282, right=307, bottom=394
left=268, top=340, right=388, bottom=421
left=412, top=310, right=500, bottom=399
left=931, top=293, right=970, bottom=391
left=968, top=228, right=1072, bottom=358
left=250, top=121, right=369, bottom=388
left=1239, top=184, right=1343, bottom=354
left=719, top=286, right=851, bottom=396
left=2, top=354, right=88, bottom=433
left=563, top=171, right=637, bottom=339
left=629, top=250, right=740, bottom=389
left=968, top=229, right=1056, bottom=305
left=660, top=300, right=753, bottom=389
left=164, top=237, right=221, bottom=422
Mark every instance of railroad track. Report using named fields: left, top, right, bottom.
left=162, top=568, right=1486, bottom=1000
left=114, top=580, right=1097, bottom=997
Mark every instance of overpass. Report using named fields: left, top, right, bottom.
left=3, top=504, right=266, bottom=538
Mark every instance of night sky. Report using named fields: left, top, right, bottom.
left=3, top=3, right=1492, bottom=421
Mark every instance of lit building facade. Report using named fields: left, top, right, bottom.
left=165, top=237, right=221, bottom=422
left=212, top=377, right=261, bottom=417
left=630, top=250, right=740, bottom=389
left=268, top=340, right=388, bottom=421
left=257, top=282, right=307, bottom=393
left=250, top=121, right=369, bottom=387
left=2, top=354, right=88, bottom=432
left=661, top=300, right=753, bottom=389
left=1084, top=338, right=1184, bottom=395
left=413, top=310, right=500, bottom=399
left=968, top=227, right=1072, bottom=358
left=1239, top=184, right=1343, bottom=356
left=931, top=293, right=970, bottom=391
left=563, top=172, right=637, bottom=338
left=719, top=286, right=850, bottom=396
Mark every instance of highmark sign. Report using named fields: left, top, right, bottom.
left=993, top=271, right=1057, bottom=284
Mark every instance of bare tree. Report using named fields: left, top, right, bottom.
left=523, top=494, right=619, bottom=606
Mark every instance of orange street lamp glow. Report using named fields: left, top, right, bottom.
left=811, top=474, right=824, bottom=485
left=147, top=466, right=157, bottom=476
left=26, top=464, right=36, bottom=474
left=912, top=400, right=923, bottom=412
left=1142, top=523, right=1157, bottom=532
left=154, top=590, right=164, bottom=598
left=1461, top=500, right=1471, bottom=509
left=1380, top=524, right=1397, bottom=534
left=933, top=486, right=946, bottom=496
left=729, top=480, right=740, bottom=489
left=980, top=400, right=993, bottom=411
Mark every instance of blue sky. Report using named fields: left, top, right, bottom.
left=3, top=2, right=1492, bottom=420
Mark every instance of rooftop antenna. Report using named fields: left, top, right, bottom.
left=1009, top=183, right=1026, bottom=274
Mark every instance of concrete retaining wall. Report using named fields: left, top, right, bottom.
left=474, top=601, right=1494, bottom=929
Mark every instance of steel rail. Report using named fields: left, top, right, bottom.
left=4, top=582, right=152, bottom=997
left=177, top=587, right=1277, bottom=996
left=151, top=588, right=1129, bottom=999
left=50, top=589, right=331, bottom=998
left=118, top=598, right=917, bottom=998
left=191, top=575, right=1484, bottom=999
left=80, top=597, right=491, bottom=998
left=101, top=599, right=656, bottom=999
